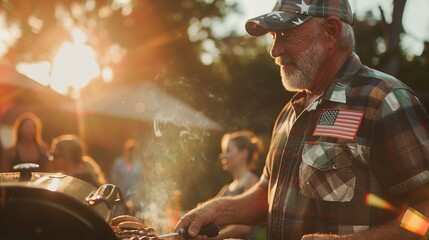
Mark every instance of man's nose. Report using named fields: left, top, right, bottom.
left=270, top=36, right=285, bottom=58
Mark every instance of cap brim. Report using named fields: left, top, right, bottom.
left=245, top=11, right=313, bottom=37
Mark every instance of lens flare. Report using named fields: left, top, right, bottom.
left=364, top=193, right=395, bottom=211
left=401, top=207, right=429, bottom=236
left=365, top=194, right=429, bottom=236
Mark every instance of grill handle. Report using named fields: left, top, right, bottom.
left=85, top=183, right=124, bottom=209
left=13, top=163, right=40, bottom=181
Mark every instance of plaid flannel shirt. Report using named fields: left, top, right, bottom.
left=262, top=52, right=429, bottom=239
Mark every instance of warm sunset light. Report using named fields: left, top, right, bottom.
left=1, top=1, right=428, bottom=239
left=401, top=207, right=429, bottom=236
left=365, top=193, right=395, bottom=211
left=364, top=194, right=429, bottom=236
left=49, top=28, right=100, bottom=98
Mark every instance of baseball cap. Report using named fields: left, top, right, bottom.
left=245, top=0, right=354, bottom=37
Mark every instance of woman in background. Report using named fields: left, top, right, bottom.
left=50, top=134, right=104, bottom=187
left=0, top=112, right=51, bottom=172
left=110, top=138, right=144, bottom=216
left=213, top=130, right=264, bottom=240
left=83, top=155, right=108, bottom=185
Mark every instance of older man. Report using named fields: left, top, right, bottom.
left=176, top=0, right=429, bottom=239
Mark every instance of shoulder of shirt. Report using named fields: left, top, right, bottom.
left=357, top=65, right=412, bottom=92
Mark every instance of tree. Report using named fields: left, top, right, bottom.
left=0, top=0, right=236, bottom=84
left=0, top=0, right=244, bottom=212
left=353, top=1, right=429, bottom=95
left=379, top=0, right=407, bottom=76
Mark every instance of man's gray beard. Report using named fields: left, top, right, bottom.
left=280, top=41, right=325, bottom=92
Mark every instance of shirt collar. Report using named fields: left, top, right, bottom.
left=322, top=52, right=363, bottom=104
left=290, top=52, right=363, bottom=111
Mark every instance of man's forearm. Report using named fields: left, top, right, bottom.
left=347, top=220, right=423, bottom=240
left=213, top=225, right=253, bottom=240
left=214, top=181, right=269, bottom=226
left=348, top=193, right=429, bottom=239
left=302, top=219, right=424, bottom=240
left=303, top=199, right=429, bottom=240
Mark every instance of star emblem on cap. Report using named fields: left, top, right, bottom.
left=296, top=0, right=311, bottom=15
left=292, top=18, right=304, bottom=25
left=266, top=11, right=284, bottom=20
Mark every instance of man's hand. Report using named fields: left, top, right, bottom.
left=175, top=181, right=269, bottom=239
left=175, top=199, right=222, bottom=239
left=301, top=233, right=348, bottom=240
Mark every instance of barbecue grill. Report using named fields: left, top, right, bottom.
left=1, top=163, right=220, bottom=240
left=0, top=163, right=122, bottom=240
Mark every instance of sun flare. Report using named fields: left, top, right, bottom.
left=49, top=28, right=100, bottom=97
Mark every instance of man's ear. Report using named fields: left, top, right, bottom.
left=323, top=16, right=342, bottom=49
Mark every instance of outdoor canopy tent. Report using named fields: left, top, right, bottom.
left=61, top=81, right=223, bottom=131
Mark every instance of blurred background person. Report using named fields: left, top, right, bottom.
left=50, top=134, right=103, bottom=187
left=83, top=155, right=108, bottom=185
left=0, top=112, right=52, bottom=172
left=110, top=138, right=145, bottom=215
left=213, top=130, right=264, bottom=240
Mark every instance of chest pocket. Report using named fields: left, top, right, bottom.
left=300, top=142, right=356, bottom=202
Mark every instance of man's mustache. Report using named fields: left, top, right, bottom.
left=275, top=57, right=294, bottom=66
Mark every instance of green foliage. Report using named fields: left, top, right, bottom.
left=353, top=11, right=429, bottom=92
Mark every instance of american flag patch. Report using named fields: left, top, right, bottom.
left=313, top=109, right=364, bottom=140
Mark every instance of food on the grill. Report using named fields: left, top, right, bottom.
left=118, top=220, right=146, bottom=230
left=127, top=237, right=162, bottom=240
left=110, top=215, right=162, bottom=240
left=115, top=229, right=162, bottom=239
left=110, top=215, right=144, bottom=226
